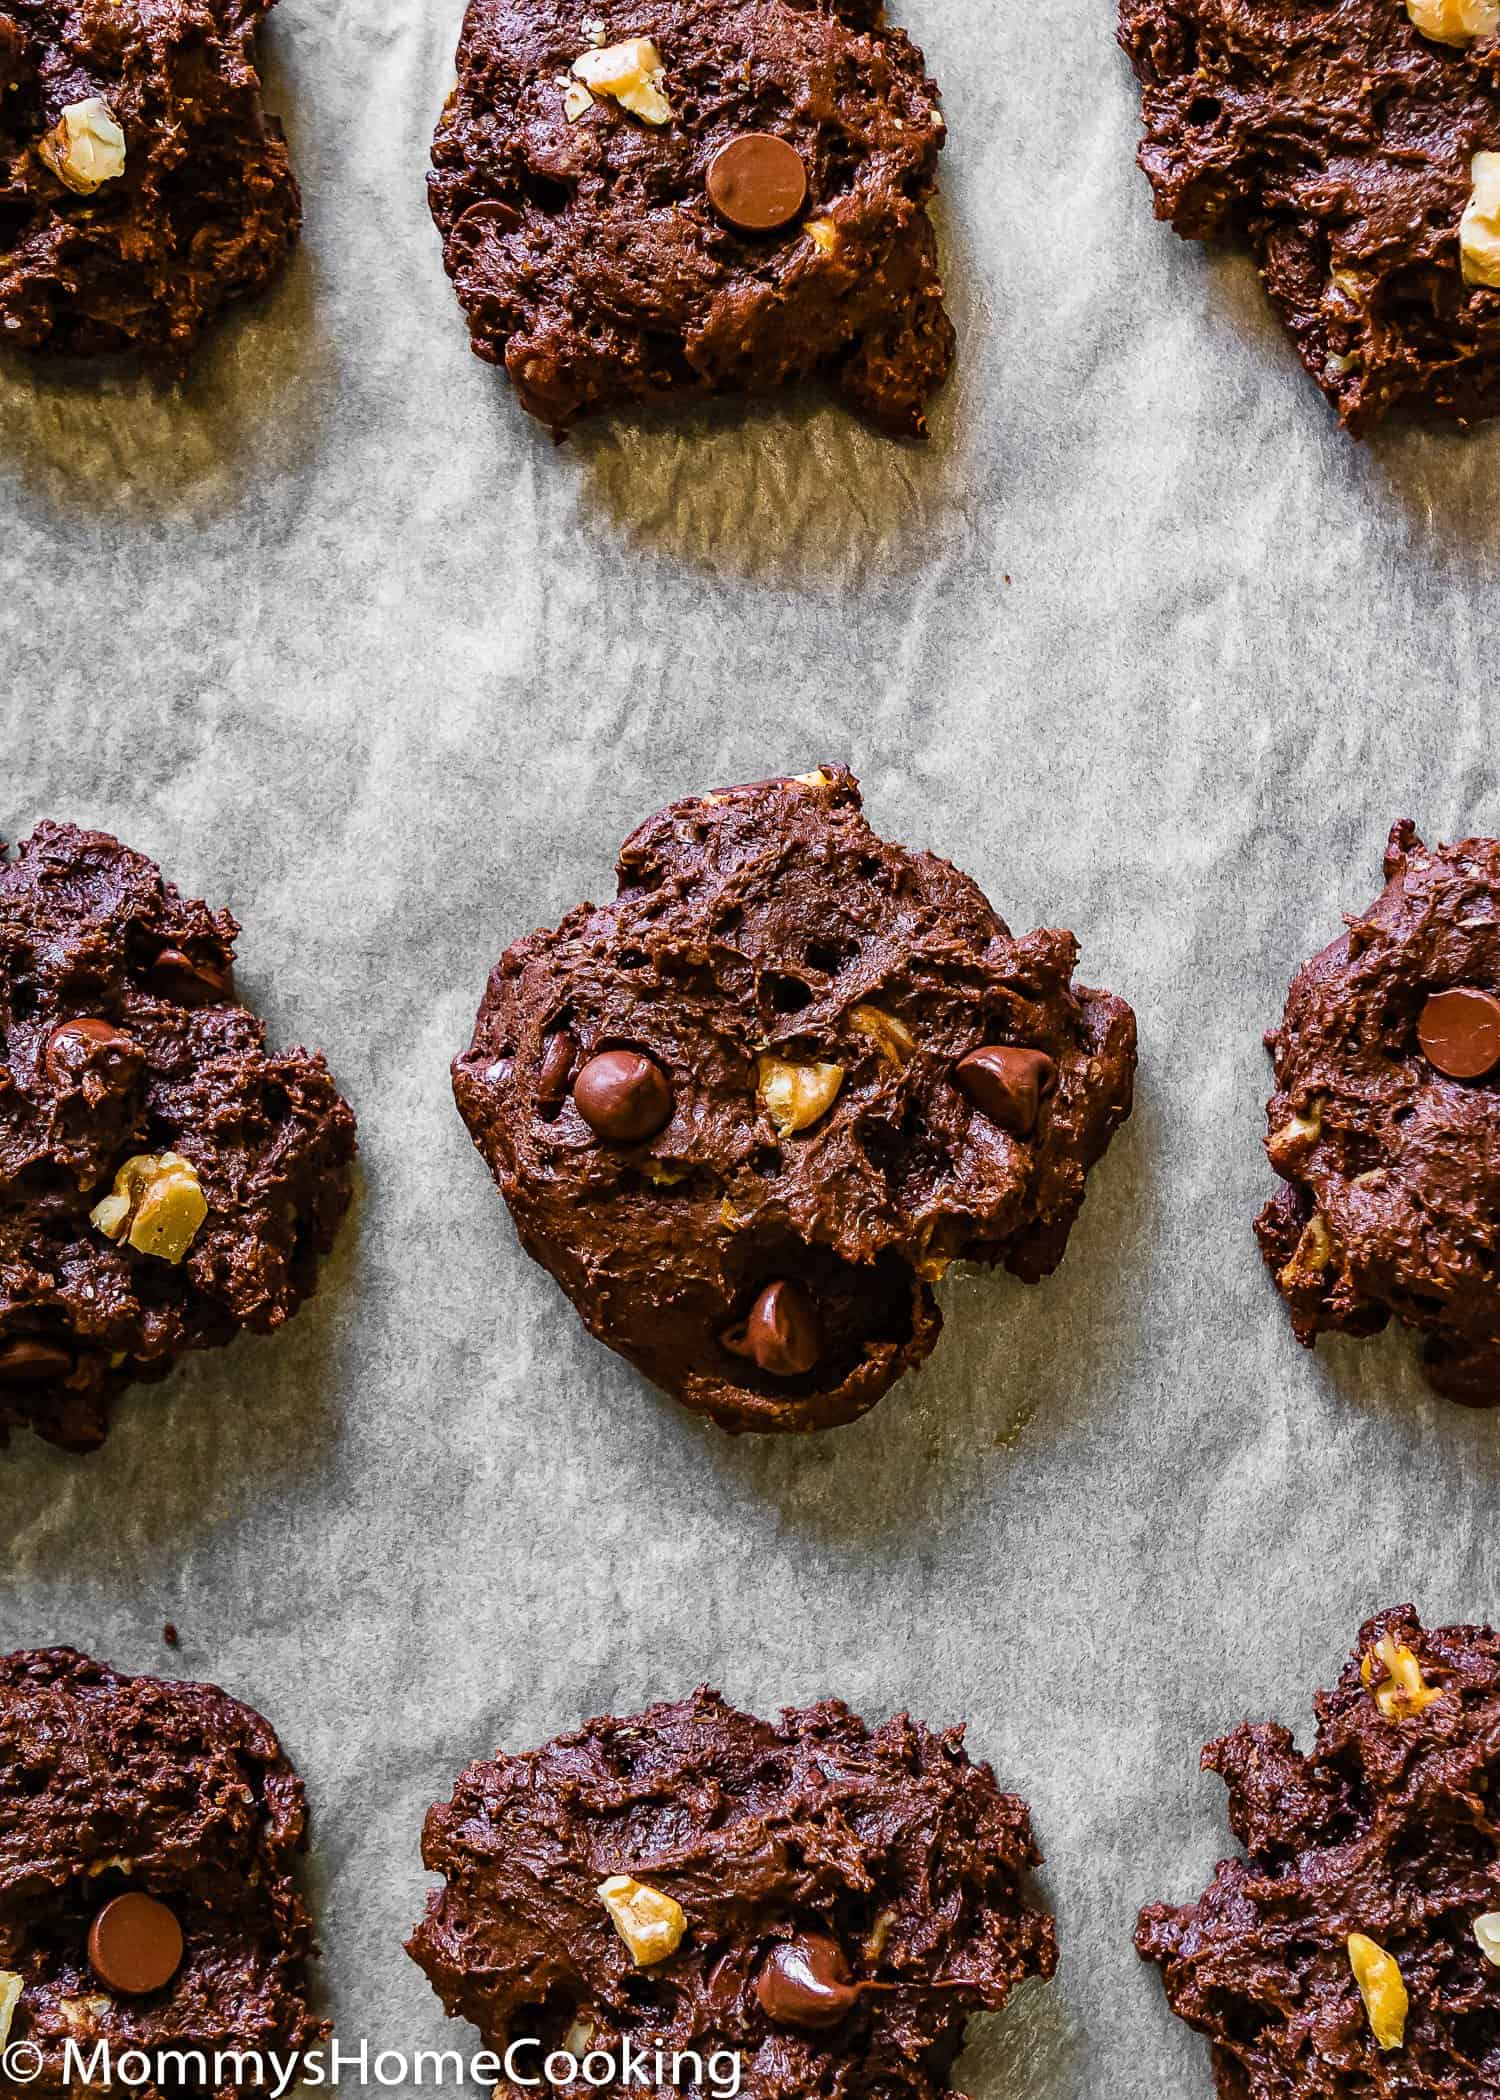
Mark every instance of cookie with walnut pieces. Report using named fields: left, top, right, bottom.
left=451, top=765, right=1136, bottom=1433
left=0, top=822, right=356, bottom=1452
left=1139, top=1606, right=1500, bottom=2099
left=0, top=0, right=299, bottom=369
left=0, top=1647, right=324, bottom=2095
left=407, top=1688, right=1057, bottom=2100
left=1257, top=820, right=1500, bottom=1404
left=427, top=0, right=954, bottom=436
left=1118, top=0, right=1500, bottom=432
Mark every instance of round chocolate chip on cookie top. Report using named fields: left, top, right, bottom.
left=1139, top=1607, right=1500, bottom=2099
left=452, top=766, right=1136, bottom=1433
left=1258, top=821, right=1500, bottom=1404
left=407, top=1689, right=1057, bottom=2100
left=0, top=0, right=300, bottom=368
left=428, top=0, right=953, bottom=436
left=0, top=1648, right=324, bottom=2085
left=0, top=822, right=357, bottom=1451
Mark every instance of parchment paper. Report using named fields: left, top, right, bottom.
left=3, top=0, right=1500, bottom=2092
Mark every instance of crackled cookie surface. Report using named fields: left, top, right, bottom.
left=452, top=766, right=1136, bottom=1433
left=0, top=1648, right=323, bottom=2096
left=1139, top=1606, right=1500, bottom=2098
left=0, top=0, right=299, bottom=368
left=0, top=822, right=356, bottom=1451
left=1257, top=821, right=1500, bottom=1403
left=408, top=1688, right=1057, bottom=2100
left=428, top=0, right=953, bottom=436
left=1118, top=0, right=1500, bottom=431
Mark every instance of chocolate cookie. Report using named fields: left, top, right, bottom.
left=427, top=0, right=953, bottom=436
left=1118, top=0, right=1500, bottom=431
left=407, top=1688, right=1057, bottom=2100
left=1257, top=820, right=1500, bottom=1404
left=0, top=822, right=356, bottom=1452
left=452, top=766, right=1136, bottom=1434
left=0, top=1647, right=323, bottom=2095
left=1139, top=1605, right=1500, bottom=2098
left=0, top=0, right=299, bottom=369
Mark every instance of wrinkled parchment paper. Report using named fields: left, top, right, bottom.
left=3, top=0, right=1500, bottom=2092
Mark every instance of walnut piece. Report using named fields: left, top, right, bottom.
left=1461, top=153, right=1500, bottom=288
left=757, top=1054, right=844, bottom=1137
left=850, top=1004, right=915, bottom=1065
left=596, top=1874, right=686, bottom=1964
left=90, top=1152, right=207, bottom=1265
left=1278, top=1211, right=1331, bottom=1289
left=1360, top=1633, right=1440, bottom=1719
left=38, top=97, right=126, bottom=194
left=1347, top=1933, right=1408, bottom=2051
left=0, top=1973, right=20, bottom=2050
left=1266, top=1095, right=1323, bottom=1169
left=1406, top=0, right=1499, bottom=41
left=1475, top=1913, right=1500, bottom=1967
left=571, top=37, right=672, bottom=124
left=806, top=217, right=838, bottom=255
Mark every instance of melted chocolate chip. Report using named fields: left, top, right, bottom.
left=88, top=1892, right=184, bottom=1995
left=724, top=1278, right=821, bottom=1377
left=1418, top=988, right=1500, bottom=1081
left=572, top=1049, right=673, bottom=1142
left=756, top=1934, right=858, bottom=2029
left=149, top=948, right=230, bottom=1007
left=44, top=1016, right=139, bottom=1087
left=536, top=1029, right=578, bottom=1107
left=706, top=133, right=808, bottom=232
left=955, top=1045, right=1056, bottom=1137
left=0, top=1337, right=74, bottom=1385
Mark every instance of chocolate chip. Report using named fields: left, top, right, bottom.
left=1418, top=988, right=1500, bottom=1080
left=724, top=1278, right=821, bottom=1377
left=87, top=1892, right=184, bottom=1995
left=756, top=1934, right=859, bottom=2029
left=572, top=1049, right=673, bottom=1142
left=149, top=948, right=229, bottom=1006
left=44, top=1016, right=138, bottom=1086
left=955, top=1045, right=1057, bottom=1137
left=706, top=133, right=808, bottom=232
left=0, top=1337, right=74, bottom=1385
left=536, top=1029, right=578, bottom=1106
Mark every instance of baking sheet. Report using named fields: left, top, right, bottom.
left=4, top=0, right=1500, bottom=2092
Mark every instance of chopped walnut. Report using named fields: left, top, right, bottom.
left=90, top=1152, right=207, bottom=1265
left=0, top=1973, right=20, bottom=2050
left=38, top=97, right=126, bottom=194
left=1361, top=1633, right=1441, bottom=1719
left=1406, top=0, right=1498, bottom=41
left=1347, top=1933, right=1408, bottom=2051
left=571, top=36, right=672, bottom=124
left=1267, top=1095, right=1323, bottom=1169
left=1461, top=153, right=1500, bottom=288
left=597, top=1874, right=686, bottom=1964
left=757, top=1054, right=843, bottom=1137
left=850, top=1004, right=915, bottom=1065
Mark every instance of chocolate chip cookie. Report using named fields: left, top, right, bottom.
left=1257, top=821, right=1500, bottom=1404
left=0, top=0, right=299, bottom=369
left=1118, top=0, right=1500, bottom=431
left=1139, top=1606, right=1500, bottom=2098
left=452, top=766, right=1136, bottom=1434
left=407, top=1688, right=1057, bottom=2100
left=0, top=822, right=356, bottom=1452
left=0, top=1647, right=323, bottom=2094
left=428, top=0, right=953, bottom=436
